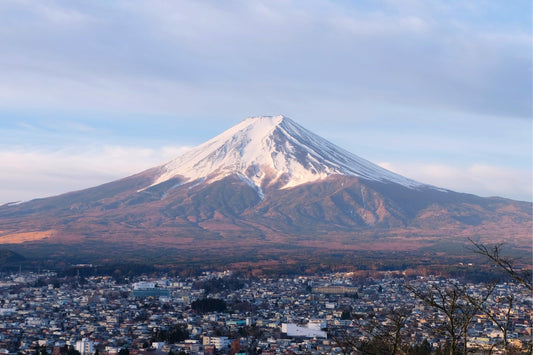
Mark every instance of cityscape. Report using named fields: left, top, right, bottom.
left=0, top=267, right=530, bottom=354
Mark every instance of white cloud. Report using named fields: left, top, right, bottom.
left=378, top=161, right=533, bottom=201
left=0, top=145, right=190, bottom=204
left=0, top=0, right=529, bottom=118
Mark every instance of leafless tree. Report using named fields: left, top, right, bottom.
left=407, top=281, right=462, bottom=355
left=328, top=306, right=413, bottom=355
left=467, top=292, right=513, bottom=352
left=329, top=329, right=359, bottom=355
left=378, top=306, right=414, bottom=355
left=456, top=283, right=495, bottom=355
left=406, top=280, right=493, bottom=355
left=469, top=238, right=532, bottom=291
left=329, top=306, right=413, bottom=355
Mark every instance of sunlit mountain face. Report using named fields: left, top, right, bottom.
left=0, top=116, right=531, bottom=264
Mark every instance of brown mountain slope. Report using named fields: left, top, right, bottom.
left=1, top=116, right=531, bottom=264
left=0, top=174, right=530, bottom=263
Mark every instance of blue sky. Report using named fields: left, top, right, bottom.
left=0, top=0, right=531, bottom=203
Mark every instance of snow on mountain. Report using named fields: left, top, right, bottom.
left=1, top=115, right=530, bottom=263
left=151, top=115, right=429, bottom=192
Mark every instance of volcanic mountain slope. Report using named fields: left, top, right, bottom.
left=0, top=116, right=531, bottom=262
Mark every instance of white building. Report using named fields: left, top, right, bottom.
left=308, top=319, right=327, bottom=330
left=133, top=281, right=155, bottom=289
left=282, top=322, right=327, bottom=338
left=202, top=336, right=230, bottom=350
left=0, top=308, right=16, bottom=316
left=75, top=339, right=94, bottom=355
left=151, top=342, right=165, bottom=350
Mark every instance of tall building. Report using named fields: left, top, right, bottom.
left=75, top=339, right=94, bottom=355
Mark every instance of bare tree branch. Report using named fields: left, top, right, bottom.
left=468, top=238, right=532, bottom=291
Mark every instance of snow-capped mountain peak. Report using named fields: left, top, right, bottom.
left=151, top=115, right=426, bottom=191
left=3, top=116, right=530, bottom=263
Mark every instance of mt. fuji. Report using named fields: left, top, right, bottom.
left=151, top=115, right=426, bottom=193
left=0, top=116, right=530, bottom=264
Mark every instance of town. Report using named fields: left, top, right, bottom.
left=0, top=269, right=531, bottom=354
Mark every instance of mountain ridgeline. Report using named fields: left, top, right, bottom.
left=0, top=116, right=530, bottom=265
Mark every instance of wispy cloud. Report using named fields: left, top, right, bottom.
left=379, top=161, right=533, bottom=202
left=0, top=145, right=190, bottom=204
left=0, top=0, right=529, bottom=118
